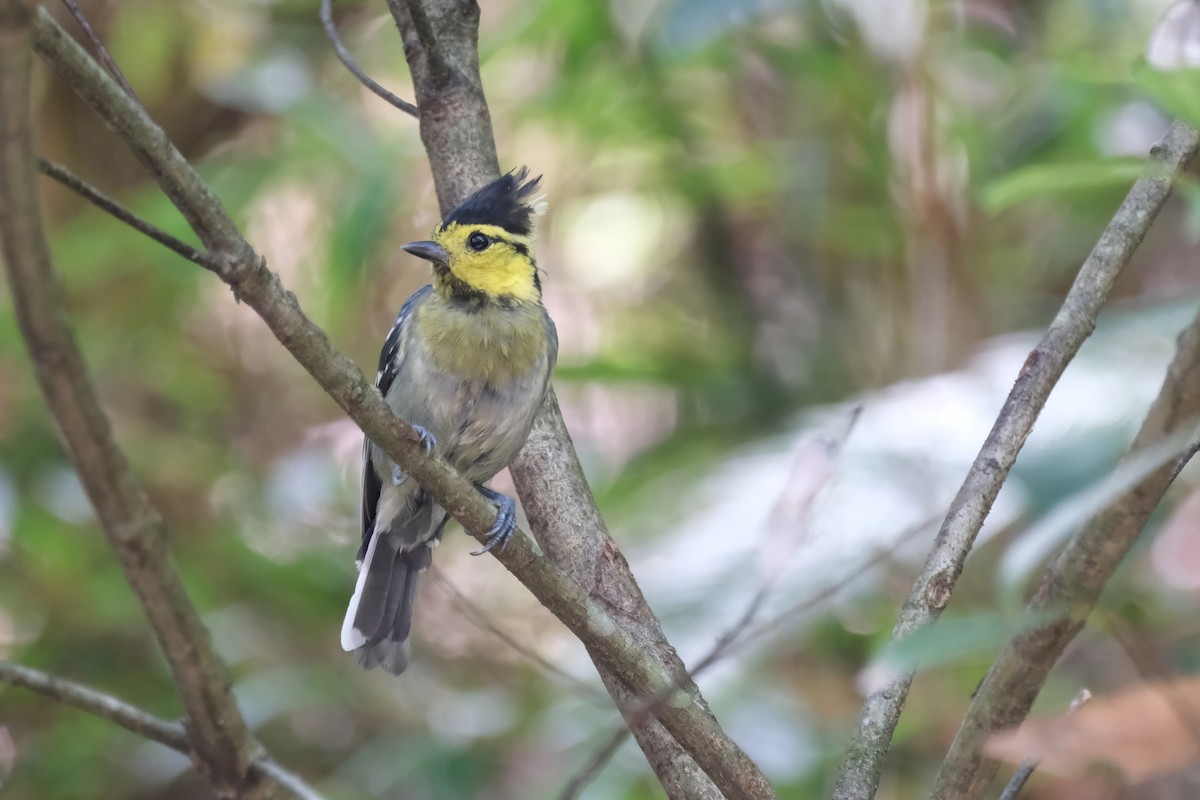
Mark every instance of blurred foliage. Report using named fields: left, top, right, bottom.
left=3, top=0, right=1200, bottom=798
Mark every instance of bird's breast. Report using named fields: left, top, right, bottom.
left=408, top=300, right=552, bottom=480
left=416, top=300, right=549, bottom=387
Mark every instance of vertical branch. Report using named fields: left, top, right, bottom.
left=384, top=0, right=499, bottom=214
left=384, top=2, right=773, bottom=798
left=0, top=3, right=309, bottom=798
left=831, top=119, right=1200, bottom=800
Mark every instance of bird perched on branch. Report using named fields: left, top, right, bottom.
left=341, top=168, right=557, bottom=675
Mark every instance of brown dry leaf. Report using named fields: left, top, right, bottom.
left=986, top=677, right=1200, bottom=782
left=1151, top=486, right=1200, bottom=591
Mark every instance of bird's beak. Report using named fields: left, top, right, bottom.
left=402, top=240, right=451, bottom=265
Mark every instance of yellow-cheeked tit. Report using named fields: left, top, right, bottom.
left=340, top=168, right=557, bottom=675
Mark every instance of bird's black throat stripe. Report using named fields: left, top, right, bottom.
left=435, top=265, right=529, bottom=309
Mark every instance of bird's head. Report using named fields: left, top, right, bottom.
left=403, top=168, right=545, bottom=304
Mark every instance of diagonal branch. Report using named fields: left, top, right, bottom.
left=831, top=118, right=1200, bottom=800
left=0, top=660, right=189, bottom=751
left=0, top=662, right=323, bottom=800
left=37, top=156, right=218, bottom=270
left=928, top=300, right=1200, bottom=799
left=0, top=6, right=319, bottom=799
left=29, top=9, right=768, bottom=798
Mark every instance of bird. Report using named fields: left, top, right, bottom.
left=340, top=168, right=557, bottom=675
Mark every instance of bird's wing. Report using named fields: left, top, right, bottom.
left=360, top=285, right=433, bottom=558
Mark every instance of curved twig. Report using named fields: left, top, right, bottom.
left=319, top=0, right=418, bottom=118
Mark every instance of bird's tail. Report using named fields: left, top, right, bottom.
left=340, top=530, right=432, bottom=675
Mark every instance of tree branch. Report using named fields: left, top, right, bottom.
left=0, top=660, right=189, bottom=751
left=831, top=119, right=1200, bottom=800
left=929, top=298, right=1200, bottom=799
left=60, top=0, right=137, bottom=103
left=28, top=8, right=769, bottom=798
left=0, top=6, right=318, bottom=798
left=319, top=0, right=419, bottom=118
left=0, top=662, right=324, bottom=800
left=37, top=156, right=218, bottom=270
left=383, top=0, right=500, bottom=214
left=384, top=2, right=775, bottom=797
left=32, top=7, right=246, bottom=259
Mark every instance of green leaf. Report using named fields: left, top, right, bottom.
left=878, top=610, right=1057, bottom=670
left=1133, top=61, right=1200, bottom=129
left=981, top=158, right=1145, bottom=213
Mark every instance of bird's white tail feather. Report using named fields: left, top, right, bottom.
left=340, top=529, right=380, bottom=651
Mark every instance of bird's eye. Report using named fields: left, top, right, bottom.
left=467, top=232, right=490, bottom=252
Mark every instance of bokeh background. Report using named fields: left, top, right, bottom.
left=3, top=0, right=1200, bottom=798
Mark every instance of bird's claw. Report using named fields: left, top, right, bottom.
left=412, top=425, right=435, bottom=456
left=393, top=426, right=436, bottom=486
left=471, top=486, right=517, bottom=556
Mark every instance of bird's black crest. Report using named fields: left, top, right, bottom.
left=442, top=167, right=541, bottom=237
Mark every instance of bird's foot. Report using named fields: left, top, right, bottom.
left=392, top=426, right=436, bottom=486
left=411, top=425, right=435, bottom=456
left=471, top=485, right=517, bottom=556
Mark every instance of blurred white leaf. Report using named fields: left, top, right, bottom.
left=1147, top=0, right=1200, bottom=70
left=998, top=426, right=1199, bottom=592
left=758, top=410, right=858, bottom=585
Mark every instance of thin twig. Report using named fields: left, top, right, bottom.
left=60, top=0, right=138, bottom=103
left=557, top=727, right=633, bottom=800
left=428, top=566, right=611, bottom=706
left=553, top=586, right=771, bottom=800
left=930, top=296, right=1200, bottom=799
left=37, top=156, right=217, bottom=271
left=996, top=762, right=1036, bottom=800
left=832, top=119, right=1200, bottom=800
left=1166, top=433, right=1200, bottom=486
left=0, top=662, right=325, bottom=800
left=558, top=513, right=939, bottom=800
left=995, top=689, right=1091, bottom=800
left=0, top=660, right=188, bottom=750
left=319, top=0, right=418, bottom=118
